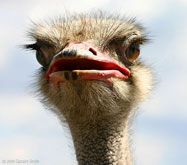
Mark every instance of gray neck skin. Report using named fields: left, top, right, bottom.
left=69, top=115, right=131, bottom=165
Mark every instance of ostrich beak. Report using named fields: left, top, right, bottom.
left=46, top=41, right=130, bottom=87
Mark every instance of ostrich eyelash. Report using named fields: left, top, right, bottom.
left=25, top=43, right=39, bottom=50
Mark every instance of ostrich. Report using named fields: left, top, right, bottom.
left=25, top=12, right=152, bottom=165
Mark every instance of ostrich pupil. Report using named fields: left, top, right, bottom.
left=126, top=43, right=140, bottom=62
left=36, top=50, right=47, bottom=67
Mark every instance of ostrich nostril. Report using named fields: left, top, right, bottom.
left=89, top=48, right=97, bottom=56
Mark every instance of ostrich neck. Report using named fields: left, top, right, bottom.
left=68, top=114, right=132, bottom=165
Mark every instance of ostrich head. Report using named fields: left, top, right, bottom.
left=25, top=12, right=152, bottom=164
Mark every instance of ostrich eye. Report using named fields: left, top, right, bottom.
left=125, top=42, right=140, bottom=62
left=36, top=50, right=48, bottom=68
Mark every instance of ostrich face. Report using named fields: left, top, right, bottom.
left=26, top=14, right=152, bottom=122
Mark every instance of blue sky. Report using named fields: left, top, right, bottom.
left=0, top=0, right=187, bottom=165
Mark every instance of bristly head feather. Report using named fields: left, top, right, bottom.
left=26, top=11, right=148, bottom=53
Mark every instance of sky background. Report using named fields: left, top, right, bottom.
left=0, top=0, right=187, bottom=165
